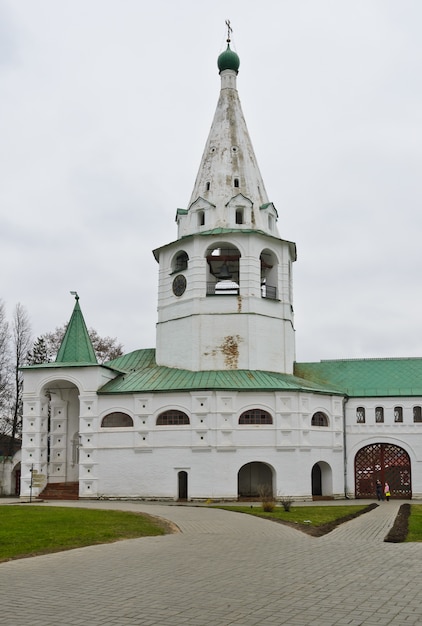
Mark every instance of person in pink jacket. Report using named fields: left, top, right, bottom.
left=384, top=482, right=391, bottom=501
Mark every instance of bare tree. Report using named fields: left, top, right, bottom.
left=0, top=301, right=11, bottom=434
left=7, top=303, right=32, bottom=454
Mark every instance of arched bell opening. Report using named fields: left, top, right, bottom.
left=206, top=243, right=240, bottom=295
left=260, top=249, right=278, bottom=300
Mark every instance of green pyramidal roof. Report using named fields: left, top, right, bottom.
left=55, top=296, right=97, bottom=364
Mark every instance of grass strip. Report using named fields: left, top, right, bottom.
left=216, top=503, right=377, bottom=536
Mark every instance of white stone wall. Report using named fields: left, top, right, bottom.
left=85, top=389, right=345, bottom=500
left=345, top=397, right=422, bottom=498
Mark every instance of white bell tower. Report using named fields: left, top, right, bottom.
left=154, top=31, right=296, bottom=374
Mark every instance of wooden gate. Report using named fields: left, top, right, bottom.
left=355, top=443, right=411, bottom=499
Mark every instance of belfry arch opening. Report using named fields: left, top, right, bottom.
left=237, top=461, right=273, bottom=499
left=354, top=443, right=412, bottom=499
left=260, top=249, right=278, bottom=300
left=206, top=243, right=240, bottom=295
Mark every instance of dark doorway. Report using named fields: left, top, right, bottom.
left=238, top=462, right=273, bottom=498
left=312, top=463, right=322, bottom=496
left=355, top=443, right=411, bottom=499
left=178, top=471, right=188, bottom=500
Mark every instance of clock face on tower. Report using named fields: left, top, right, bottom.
left=172, top=274, right=187, bottom=297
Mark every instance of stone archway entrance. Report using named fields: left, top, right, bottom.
left=42, top=381, right=80, bottom=484
left=311, top=461, right=333, bottom=499
left=238, top=462, right=273, bottom=499
left=355, top=443, right=412, bottom=499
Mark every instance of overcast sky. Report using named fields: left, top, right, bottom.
left=1, top=0, right=422, bottom=363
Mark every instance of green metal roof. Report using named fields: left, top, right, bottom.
left=295, top=358, right=422, bottom=398
left=99, top=349, right=341, bottom=395
left=55, top=296, right=98, bottom=365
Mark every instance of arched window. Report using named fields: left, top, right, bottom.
left=173, top=251, right=189, bottom=273
left=198, top=210, right=205, bottom=226
left=413, top=406, right=422, bottom=423
left=156, top=410, right=190, bottom=425
left=356, top=407, right=365, bottom=424
left=311, top=412, right=329, bottom=427
left=375, top=407, right=384, bottom=423
left=239, top=409, right=273, bottom=425
left=101, top=412, right=133, bottom=427
left=394, top=406, right=403, bottom=423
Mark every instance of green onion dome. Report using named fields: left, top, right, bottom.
left=217, top=44, right=240, bottom=74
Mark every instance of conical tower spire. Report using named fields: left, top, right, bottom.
left=55, top=293, right=98, bottom=364
left=184, top=26, right=275, bottom=237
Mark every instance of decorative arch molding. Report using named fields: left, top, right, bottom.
left=37, top=375, right=84, bottom=397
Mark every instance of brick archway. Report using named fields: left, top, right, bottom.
left=354, top=443, right=411, bottom=499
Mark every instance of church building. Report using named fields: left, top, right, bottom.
left=20, top=36, right=421, bottom=501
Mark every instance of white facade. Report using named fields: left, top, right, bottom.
left=20, top=40, right=422, bottom=502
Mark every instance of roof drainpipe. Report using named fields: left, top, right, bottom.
left=342, top=396, right=350, bottom=499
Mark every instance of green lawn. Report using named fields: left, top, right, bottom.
left=216, top=504, right=370, bottom=528
left=406, top=504, right=422, bottom=542
left=0, top=506, right=169, bottom=562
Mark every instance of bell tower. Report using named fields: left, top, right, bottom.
left=154, top=30, right=296, bottom=374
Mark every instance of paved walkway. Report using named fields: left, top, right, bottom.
left=0, top=499, right=420, bottom=626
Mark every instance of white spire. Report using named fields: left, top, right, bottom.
left=178, top=41, right=278, bottom=239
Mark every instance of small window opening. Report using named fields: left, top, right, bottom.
left=198, top=211, right=205, bottom=226
left=235, top=209, right=244, bottom=224
left=394, top=406, right=403, bottom=423
left=311, top=412, right=328, bottom=427
left=375, top=407, right=384, bottom=423
left=174, top=251, right=189, bottom=271
left=205, top=182, right=210, bottom=191
left=356, top=407, right=365, bottom=424
left=413, top=406, right=422, bottom=423
left=234, top=178, right=239, bottom=188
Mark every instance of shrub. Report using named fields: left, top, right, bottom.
left=258, top=484, right=276, bottom=512
left=279, top=495, right=294, bottom=512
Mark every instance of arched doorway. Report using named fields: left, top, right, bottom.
left=42, top=381, right=80, bottom=484
left=355, top=443, right=411, bottom=499
left=312, top=463, right=322, bottom=496
left=178, top=471, right=188, bottom=500
left=311, top=461, right=333, bottom=499
left=238, top=462, right=273, bottom=499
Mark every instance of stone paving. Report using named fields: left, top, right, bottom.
left=0, top=499, right=421, bottom=625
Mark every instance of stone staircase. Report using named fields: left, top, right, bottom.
left=38, top=482, right=79, bottom=500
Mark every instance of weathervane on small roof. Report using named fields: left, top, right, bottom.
left=70, top=291, right=79, bottom=301
left=225, top=19, right=233, bottom=44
